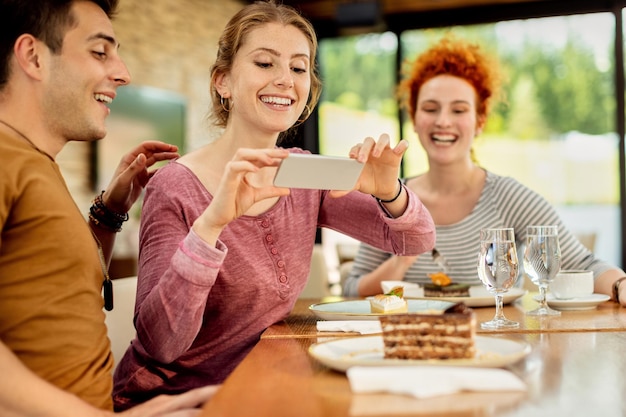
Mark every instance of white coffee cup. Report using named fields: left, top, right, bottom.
left=551, top=270, right=594, bottom=300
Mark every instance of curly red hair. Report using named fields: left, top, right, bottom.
left=398, top=34, right=502, bottom=121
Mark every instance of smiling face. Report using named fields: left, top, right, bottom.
left=42, top=1, right=130, bottom=144
left=216, top=22, right=311, bottom=137
left=414, top=74, right=485, bottom=164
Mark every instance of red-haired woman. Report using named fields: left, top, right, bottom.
left=344, top=35, right=626, bottom=305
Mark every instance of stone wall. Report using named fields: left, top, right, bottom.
left=57, top=0, right=245, bottom=273
left=112, top=0, right=245, bottom=150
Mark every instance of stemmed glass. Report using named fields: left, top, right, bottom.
left=524, top=225, right=562, bottom=316
left=477, top=228, right=520, bottom=329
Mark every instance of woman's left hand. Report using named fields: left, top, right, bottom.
left=102, top=141, right=180, bottom=214
left=348, top=133, right=408, bottom=198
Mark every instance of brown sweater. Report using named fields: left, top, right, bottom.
left=0, top=131, right=113, bottom=409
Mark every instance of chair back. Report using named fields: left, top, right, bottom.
left=104, top=276, right=138, bottom=371
left=300, top=244, right=331, bottom=298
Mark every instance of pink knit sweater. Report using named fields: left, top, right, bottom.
left=113, top=152, right=435, bottom=410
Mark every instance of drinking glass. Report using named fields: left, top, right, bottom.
left=477, top=228, right=520, bottom=329
left=523, top=225, right=562, bottom=316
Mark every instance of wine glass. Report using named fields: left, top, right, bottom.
left=477, top=228, right=520, bottom=329
left=524, top=225, right=562, bottom=316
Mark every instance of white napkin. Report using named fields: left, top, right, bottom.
left=316, top=320, right=382, bottom=334
left=347, top=366, right=526, bottom=398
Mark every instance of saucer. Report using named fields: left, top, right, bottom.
left=532, top=293, right=610, bottom=311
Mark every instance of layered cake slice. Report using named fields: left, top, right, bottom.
left=378, top=303, right=476, bottom=360
left=367, top=286, right=408, bottom=314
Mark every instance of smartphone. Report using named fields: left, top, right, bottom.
left=273, top=153, right=364, bottom=190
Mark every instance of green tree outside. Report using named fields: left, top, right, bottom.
left=318, top=14, right=618, bottom=205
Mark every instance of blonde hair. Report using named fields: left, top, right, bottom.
left=209, top=0, right=321, bottom=130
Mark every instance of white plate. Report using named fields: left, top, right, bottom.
left=409, top=286, right=527, bottom=307
left=309, top=299, right=456, bottom=321
left=532, top=293, right=610, bottom=311
left=308, top=335, right=531, bottom=372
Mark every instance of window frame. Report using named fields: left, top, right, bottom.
left=298, top=1, right=626, bottom=266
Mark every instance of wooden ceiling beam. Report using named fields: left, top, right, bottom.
left=283, top=0, right=559, bottom=20
left=278, top=0, right=626, bottom=20
left=382, top=0, right=545, bottom=14
left=267, top=0, right=626, bottom=37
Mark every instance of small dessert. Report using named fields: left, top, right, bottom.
left=368, top=286, right=408, bottom=314
left=379, top=302, right=476, bottom=360
left=424, top=272, right=470, bottom=297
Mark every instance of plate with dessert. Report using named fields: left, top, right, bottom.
left=420, top=286, right=526, bottom=307
left=383, top=272, right=526, bottom=307
left=309, top=304, right=531, bottom=371
left=309, top=334, right=531, bottom=371
left=309, top=299, right=456, bottom=321
left=310, top=287, right=456, bottom=321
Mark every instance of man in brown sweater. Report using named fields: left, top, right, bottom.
left=0, top=0, right=216, bottom=415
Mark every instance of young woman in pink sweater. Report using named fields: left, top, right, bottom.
left=113, top=1, right=435, bottom=410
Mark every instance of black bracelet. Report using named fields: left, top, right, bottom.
left=89, top=190, right=129, bottom=233
left=613, top=277, right=626, bottom=303
left=372, top=178, right=403, bottom=204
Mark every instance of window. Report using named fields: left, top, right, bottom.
left=318, top=13, right=620, bottom=270
left=318, top=32, right=399, bottom=157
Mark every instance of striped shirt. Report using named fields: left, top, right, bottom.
left=343, top=170, right=613, bottom=296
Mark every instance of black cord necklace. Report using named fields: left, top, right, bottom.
left=0, top=119, right=54, bottom=161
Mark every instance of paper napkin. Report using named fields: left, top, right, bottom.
left=316, top=320, right=382, bottom=334
left=347, top=366, right=526, bottom=398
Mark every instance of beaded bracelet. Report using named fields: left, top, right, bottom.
left=89, top=190, right=129, bottom=233
left=372, top=178, right=403, bottom=204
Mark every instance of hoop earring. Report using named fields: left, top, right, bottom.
left=294, top=104, right=312, bottom=126
left=220, top=96, right=232, bottom=112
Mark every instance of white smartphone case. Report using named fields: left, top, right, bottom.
left=273, top=153, right=364, bottom=190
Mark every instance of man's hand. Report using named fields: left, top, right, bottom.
left=102, top=141, right=180, bottom=214
left=114, top=385, right=219, bottom=417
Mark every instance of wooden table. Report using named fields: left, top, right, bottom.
left=265, top=293, right=626, bottom=337
left=201, top=294, right=626, bottom=417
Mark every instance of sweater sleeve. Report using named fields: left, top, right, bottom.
left=318, top=184, right=436, bottom=257
left=342, top=243, right=392, bottom=297
left=496, top=176, right=614, bottom=278
left=132, top=171, right=225, bottom=364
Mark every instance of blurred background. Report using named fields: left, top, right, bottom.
left=57, top=0, right=626, bottom=280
